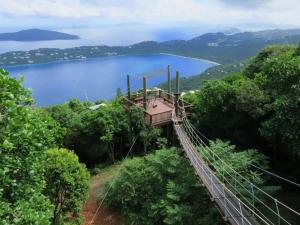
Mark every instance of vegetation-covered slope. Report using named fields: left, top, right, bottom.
left=190, top=44, right=300, bottom=160
left=103, top=144, right=269, bottom=225
left=1, top=29, right=300, bottom=66
left=0, top=29, right=80, bottom=41
left=159, top=62, right=246, bottom=91
left=0, top=69, right=89, bottom=224
left=1, top=41, right=300, bottom=224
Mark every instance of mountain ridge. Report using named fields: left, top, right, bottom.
left=0, top=29, right=80, bottom=41
left=0, top=28, right=300, bottom=66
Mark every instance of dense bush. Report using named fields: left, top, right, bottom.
left=102, top=148, right=222, bottom=225
left=46, top=101, right=165, bottom=166
left=44, top=148, right=90, bottom=224
left=0, top=69, right=65, bottom=224
left=0, top=69, right=91, bottom=225
left=102, top=142, right=269, bottom=225
left=192, top=44, right=300, bottom=159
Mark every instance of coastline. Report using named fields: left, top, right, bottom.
left=2, top=54, right=126, bottom=69
left=159, top=53, right=221, bottom=65
left=2, top=53, right=220, bottom=69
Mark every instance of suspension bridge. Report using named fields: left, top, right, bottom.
left=121, top=65, right=300, bottom=225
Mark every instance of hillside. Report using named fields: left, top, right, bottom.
left=0, top=29, right=300, bottom=66
left=1, top=43, right=300, bottom=224
left=127, top=29, right=300, bottom=63
left=0, top=29, right=80, bottom=41
left=159, top=62, right=246, bottom=91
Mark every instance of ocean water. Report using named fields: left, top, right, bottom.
left=0, top=25, right=211, bottom=53
left=4, top=54, right=216, bottom=106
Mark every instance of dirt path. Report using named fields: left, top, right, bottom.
left=81, top=166, right=123, bottom=225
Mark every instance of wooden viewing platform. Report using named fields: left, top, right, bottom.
left=123, top=66, right=192, bottom=126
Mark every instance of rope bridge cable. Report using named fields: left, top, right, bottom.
left=181, top=119, right=281, bottom=225
left=89, top=136, right=138, bottom=225
left=173, top=95, right=300, bottom=225
left=182, top=116, right=300, bottom=224
left=180, top=118, right=274, bottom=224
left=250, top=164, right=300, bottom=189
left=174, top=120, right=261, bottom=225
left=183, top=115, right=300, bottom=191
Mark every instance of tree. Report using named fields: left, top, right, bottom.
left=250, top=45, right=300, bottom=157
left=98, top=101, right=129, bottom=162
left=47, top=98, right=130, bottom=166
left=44, top=148, right=90, bottom=225
left=198, top=139, right=273, bottom=200
left=192, top=74, right=268, bottom=149
left=102, top=141, right=271, bottom=225
left=0, top=69, right=65, bottom=224
left=102, top=148, right=221, bottom=225
left=129, top=106, right=164, bottom=153
left=244, top=45, right=293, bottom=79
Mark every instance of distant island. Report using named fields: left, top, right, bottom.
left=0, top=29, right=300, bottom=67
left=0, top=29, right=80, bottom=42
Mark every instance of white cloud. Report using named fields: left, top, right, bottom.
left=0, top=0, right=299, bottom=29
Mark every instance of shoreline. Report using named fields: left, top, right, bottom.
left=1, top=54, right=128, bottom=69
left=2, top=53, right=220, bottom=69
left=159, top=53, right=221, bottom=65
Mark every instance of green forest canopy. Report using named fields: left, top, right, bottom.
left=1, top=42, right=300, bottom=224
left=0, top=69, right=89, bottom=225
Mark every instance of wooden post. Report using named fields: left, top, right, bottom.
left=168, top=65, right=171, bottom=95
left=127, top=74, right=133, bottom=146
left=143, top=76, right=147, bottom=110
left=175, top=71, right=180, bottom=115
left=127, top=74, right=131, bottom=99
left=176, top=70, right=180, bottom=95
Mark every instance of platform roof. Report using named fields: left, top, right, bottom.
left=144, top=98, right=173, bottom=115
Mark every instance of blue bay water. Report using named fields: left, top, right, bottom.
left=4, top=54, right=216, bottom=106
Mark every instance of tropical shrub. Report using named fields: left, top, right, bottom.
left=0, top=69, right=65, bottom=224
left=44, top=148, right=90, bottom=224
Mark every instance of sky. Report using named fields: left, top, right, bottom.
left=0, top=0, right=299, bottom=38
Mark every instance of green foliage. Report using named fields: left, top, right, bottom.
left=244, top=45, right=293, bottom=79
left=0, top=69, right=65, bottom=224
left=44, top=148, right=90, bottom=225
left=159, top=62, right=246, bottom=92
left=249, top=46, right=300, bottom=157
left=46, top=101, right=165, bottom=165
left=46, top=99, right=130, bottom=165
left=192, top=43, right=300, bottom=159
left=192, top=74, right=267, bottom=148
left=0, top=194, right=53, bottom=225
left=102, top=148, right=224, bottom=225
left=198, top=140, right=273, bottom=199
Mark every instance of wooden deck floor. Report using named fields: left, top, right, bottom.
left=134, top=97, right=173, bottom=115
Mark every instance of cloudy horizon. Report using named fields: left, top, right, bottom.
left=0, top=0, right=299, bottom=32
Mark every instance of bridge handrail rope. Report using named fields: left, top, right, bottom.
left=184, top=126, right=273, bottom=225
left=181, top=114, right=298, bottom=225
left=183, top=116, right=300, bottom=218
left=175, top=96, right=269, bottom=224
left=179, top=114, right=276, bottom=223
left=183, top=116, right=300, bottom=197
left=178, top=126, right=239, bottom=223
left=175, top=121, right=262, bottom=225
left=181, top=119, right=281, bottom=225
left=175, top=95, right=300, bottom=225
left=250, top=164, right=300, bottom=189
